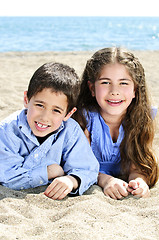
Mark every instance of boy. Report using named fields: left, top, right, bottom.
left=0, top=62, right=99, bottom=200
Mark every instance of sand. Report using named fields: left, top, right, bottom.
left=0, top=51, right=159, bottom=240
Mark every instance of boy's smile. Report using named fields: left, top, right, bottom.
left=35, top=121, right=51, bottom=131
left=24, top=88, right=69, bottom=137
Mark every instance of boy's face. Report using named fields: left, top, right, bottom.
left=24, top=88, right=75, bottom=137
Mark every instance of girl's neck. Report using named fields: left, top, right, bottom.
left=100, top=111, right=122, bottom=127
left=100, top=112, right=123, bottom=143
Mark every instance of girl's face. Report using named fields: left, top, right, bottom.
left=24, top=88, right=74, bottom=137
left=88, top=63, right=135, bottom=121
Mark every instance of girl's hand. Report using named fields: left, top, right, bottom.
left=103, top=176, right=129, bottom=200
left=128, top=178, right=150, bottom=198
left=44, top=175, right=77, bottom=200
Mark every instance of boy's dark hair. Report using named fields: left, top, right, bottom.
left=27, top=62, right=80, bottom=113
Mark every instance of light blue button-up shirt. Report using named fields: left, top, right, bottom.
left=86, top=111, right=124, bottom=177
left=0, top=109, right=99, bottom=195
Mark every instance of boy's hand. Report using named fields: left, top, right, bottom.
left=103, top=176, right=129, bottom=200
left=44, top=175, right=78, bottom=200
left=127, top=178, right=150, bottom=198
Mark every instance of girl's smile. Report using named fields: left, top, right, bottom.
left=89, top=63, right=135, bottom=122
left=106, top=99, right=123, bottom=106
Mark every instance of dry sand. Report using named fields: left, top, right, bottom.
left=0, top=51, right=159, bottom=240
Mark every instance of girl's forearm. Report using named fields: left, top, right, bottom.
left=98, top=172, right=114, bottom=188
left=128, top=171, right=148, bottom=184
left=128, top=163, right=148, bottom=183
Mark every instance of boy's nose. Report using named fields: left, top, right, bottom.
left=40, top=109, right=51, bottom=122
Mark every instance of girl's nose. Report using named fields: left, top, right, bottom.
left=110, top=85, right=120, bottom=96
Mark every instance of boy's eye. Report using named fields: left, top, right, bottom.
left=36, top=103, right=44, bottom=108
left=53, top=109, right=61, bottom=114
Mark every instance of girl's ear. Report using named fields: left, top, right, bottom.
left=24, top=91, right=29, bottom=108
left=88, top=81, right=95, bottom=97
left=63, top=107, right=77, bottom=121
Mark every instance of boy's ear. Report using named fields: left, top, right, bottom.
left=63, top=107, right=77, bottom=121
left=24, top=91, right=29, bottom=108
left=88, top=81, right=95, bottom=97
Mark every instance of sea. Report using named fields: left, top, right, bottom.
left=0, top=16, right=159, bottom=52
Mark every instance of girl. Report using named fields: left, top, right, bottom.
left=74, top=47, right=158, bottom=200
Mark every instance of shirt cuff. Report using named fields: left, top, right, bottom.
left=29, top=165, right=48, bottom=188
left=68, top=174, right=81, bottom=196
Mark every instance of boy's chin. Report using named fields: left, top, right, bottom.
left=32, top=130, right=49, bottom=138
left=34, top=131, right=54, bottom=139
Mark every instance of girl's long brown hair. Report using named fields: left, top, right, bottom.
left=74, top=47, right=158, bottom=187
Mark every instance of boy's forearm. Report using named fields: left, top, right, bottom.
left=67, top=175, right=79, bottom=190
left=47, top=164, right=64, bottom=180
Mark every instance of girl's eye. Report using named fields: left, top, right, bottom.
left=120, top=82, right=129, bottom=85
left=101, top=81, right=110, bottom=85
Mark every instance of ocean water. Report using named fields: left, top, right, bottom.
left=0, top=16, right=159, bottom=52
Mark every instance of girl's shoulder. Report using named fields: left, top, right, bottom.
left=83, top=109, right=99, bottom=122
left=83, top=110, right=102, bottom=132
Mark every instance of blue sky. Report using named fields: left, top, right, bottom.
left=0, top=0, right=159, bottom=16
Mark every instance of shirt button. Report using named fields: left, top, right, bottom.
left=34, top=153, right=38, bottom=158
left=39, top=180, right=43, bottom=185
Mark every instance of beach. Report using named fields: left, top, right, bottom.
left=0, top=51, right=159, bottom=240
